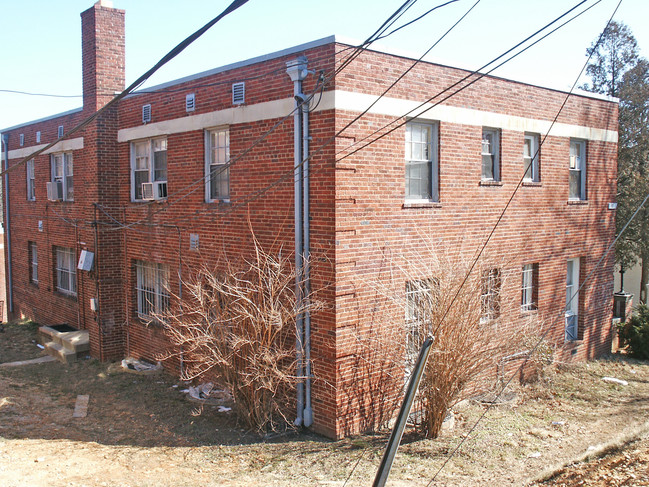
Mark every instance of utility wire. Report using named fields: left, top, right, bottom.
left=0, top=0, right=250, bottom=178
left=426, top=1, right=623, bottom=484
left=90, top=0, right=460, bottom=232
left=141, top=0, right=594, bottom=234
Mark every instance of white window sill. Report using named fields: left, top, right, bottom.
left=206, top=199, right=231, bottom=204
left=480, top=179, right=503, bottom=186
left=403, top=200, right=441, bottom=209
left=567, top=199, right=588, bottom=205
left=522, top=180, right=542, bottom=187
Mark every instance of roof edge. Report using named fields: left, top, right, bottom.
left=1, top=107, right=83, bottom=133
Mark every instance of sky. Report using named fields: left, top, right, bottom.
left=1, top=0, right=648, bottom=131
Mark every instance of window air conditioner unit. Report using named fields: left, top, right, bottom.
left=141, top=181, right=167, bottom=201
left=46, top=181, right=63, bottom=201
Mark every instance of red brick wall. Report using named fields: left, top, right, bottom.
left=2, top=24, right=617, bottom=440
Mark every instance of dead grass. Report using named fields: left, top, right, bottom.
left=1, top=319, right=649, bottom=486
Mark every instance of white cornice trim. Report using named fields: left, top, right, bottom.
left=117, top=90, right=617, bottom=144
left=3, top=137, right=84, bottom=161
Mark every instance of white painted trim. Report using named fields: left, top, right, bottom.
left=329, top=91, right=619, bottom=143
left=117, top=90, right=618, bottom=144
left=4, top=138, right=84, bottom=160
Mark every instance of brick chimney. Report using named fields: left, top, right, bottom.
left=81, top=1, right=125, bottom=112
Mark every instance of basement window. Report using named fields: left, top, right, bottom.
left=480, top=268, right=501, bottom=323
left=55, top=246, right=77, bottom=296
left=29, top=242, right=38, bottom=284
left=135, top=260, right=169, bottom=320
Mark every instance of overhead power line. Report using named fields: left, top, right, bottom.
left=0, top=0, right=250, bottom=178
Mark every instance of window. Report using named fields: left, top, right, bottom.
left=523, top=133, right=540, bottom=182
left=55, top=247, right=77, bottom=296
left=135, top=260, right=170, bottom=319
left=51, top=152, right=73, bottom=201
left=205, top=128, right=230, bottom=201
left=26, top=159, right=35, bottom=201
left=481, top=128, right=500, bottom=181
left=36, top=131, right=41, bottom=143
left=480, top=268, right=501, bottom=323
left=521, top=263, right=539, bottom=311
left=29, top=242, right=38, bottom=284
left=131, top=138, right=167, bottom=201
left=58, top=125, right=64, bottom=138
left=405, top=279, right=437, bottom=376
left=569, top=139, right=586, bottom=200
left=565, top=258, right=580, bottom=341
left=19, top=134, right=24, bottom=146
left=405, top=121, right=438, bottom=201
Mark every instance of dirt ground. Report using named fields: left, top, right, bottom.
left=2, top=321, right=649, bottom=486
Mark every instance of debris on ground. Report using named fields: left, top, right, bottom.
left=73, top=395, right=90, bottom=418
left=602, top=377, right=629, bottom=386
left=120, top=357, right=162, bottom=375
left=182, top=382, right=232, bottom=406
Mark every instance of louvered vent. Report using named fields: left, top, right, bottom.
left=232, top=82, right=245, bottom=105
left=19, top=134, right=24, bottom=146
left=58, top=125, right=64, bottom=138
left=186, top=93, right=196, bottom=112
left=142, top=104, right=152, bottom=124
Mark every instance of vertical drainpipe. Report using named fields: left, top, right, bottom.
left=301, top=84, right=313, bottom=427
left=286, top=57, right=309, bottom=427
left=2, top=134, right=13, bottom=314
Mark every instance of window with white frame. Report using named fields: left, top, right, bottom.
left=26, top=159, right=35, bottom=201
left=135, top=260, right=170, bottom=319
left=55, top=246, right=76, bottom=296
left=205, top=128, right=230, bottom=201
left=405, top=121, right=438, bottom=201
left=29, top=242, right=38, bottom=284
left=480, top=268, right=501, bottom=323
left=565, top=258, right=580, bottom=341
left=481, top=128, right=500, bottom=181
left=51, top=152, right=73, bottom=201
left=569, top=139, right=586, bottom=200
left=523, top=133, right=540, bottom=182
left=405, top=279, right=437, bottom=377
left=521, top=263, right=539, bottom=311
left=131, top=138, right=167, bottom=201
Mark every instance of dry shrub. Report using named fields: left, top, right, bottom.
left=158, top=236, right=322, bottom=434
left=368, top=243, right=548, bottom=439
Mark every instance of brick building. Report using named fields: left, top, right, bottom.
left=1, top=2, right=618, bottom=438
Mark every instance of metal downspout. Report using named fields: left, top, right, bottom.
left=302, top=89, right=313, bottom=427
left=287, top=57, right=307, bottom=427
left=2, top=134, right=13, bottom=314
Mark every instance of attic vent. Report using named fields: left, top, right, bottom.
left=36, top=131, right=41, bottom=143
left=19, top=134, right=24, bottom=146
left=142, top=104, right=152, bottom=124
left=232, top=82, right=245, bottom=105
left=58, top=125, right=64, bottom=138
left=186, top=93, right=196, bottom=112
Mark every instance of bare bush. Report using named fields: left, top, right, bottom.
left=158, top=236, right=322, bottom=434
left=366, top=244, right=548, bottom=439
